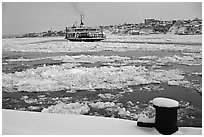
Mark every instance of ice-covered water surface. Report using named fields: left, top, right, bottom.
left=2, top=65, right=187, bottom=92
left=3, top=36, right=201, bottom=53
left=106, top=34, right=202, bottom=44
left=2, top=36, right=202, bottom=127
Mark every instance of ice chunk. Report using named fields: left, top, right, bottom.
left=90, top=102, right=116, bottom=109
left=16, top=79, right=57, bottom=86
left=139, top=56, right=158, bottom=60
left=98, top=93, right=116, bottom=99
left=142, top=85, right=164, bottom=92
left=138, top=115, right=155, bottom=123
left=3, top=65, right=186, bottom=92
left=20, top=95, right=29, bottom=100
left=28, top=106, right=40, bottom=111
left=118, top=107, right=131, bottom=117
left=24, top=98, right=38, bottom=104
left=156, top=55, right=202, bottom=66
left=42, top=102, right=90, bottom=115
left=124, top=88, right=134, bottom=93
left=168, top=80, right=190, bottom=86
left=69, top=68, right=86, bottom=74
left=192, top=72, right=202, bottom=76
left=6, top=57, right=48, bottom=62
left=150, top=69, right=184, bottom=82
left=14, top=78, right=65, bottom=92
left=65, top=89, right=76, bottom=93
left=126, top=101, right=134, bottom=106
left=51, top=55, right=130, bottom=64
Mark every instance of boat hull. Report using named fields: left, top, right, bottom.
left=67, top=37, right=105, bottom=42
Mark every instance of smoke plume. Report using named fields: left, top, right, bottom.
left=69, top=2, right=84, bottom=16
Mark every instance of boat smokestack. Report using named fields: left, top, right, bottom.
left=80, top=14, right=84, bottom=27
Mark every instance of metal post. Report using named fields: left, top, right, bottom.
left=65, top=27, right=68, bottom=39
left=153, top=97, right=179, bottom=135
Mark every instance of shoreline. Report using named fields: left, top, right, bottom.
left=3, top=34, right=202, bottom=46
left=102, top=40, right=202, bottom=46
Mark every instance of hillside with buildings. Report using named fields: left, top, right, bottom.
left=103, top=18, right=202, bottom=35
left=5, top=18, right=201, bottom=38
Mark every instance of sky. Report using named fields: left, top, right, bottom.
left=2, top=2, right=202, bottom=35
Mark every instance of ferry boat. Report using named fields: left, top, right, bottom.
left=65, top=15, right=106, bottom=42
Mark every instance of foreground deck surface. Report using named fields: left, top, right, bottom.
left=2, top=109, right=202, bottom=135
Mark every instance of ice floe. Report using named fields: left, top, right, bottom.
left=24, top=98, right=38, bottom=104
left=5, top=57, right=49, bottom=62
left=3, top=37, right=201, bottom=53
left=137, top=115, right=155, bottom=123
left=140, top=85, right=164, bottom=92
left=28, top=106, right=41, bottom=111
left=51, top=55, right=130, bottom=63
left=168, top=80, right=190, bottom=86
left=156, top=55, right=202, bottom=66
left=139, top=56, right=158, bottom=60
left=42, top=102, right=90, bottom=114
left=90, top=102, right=116, bottom=109
left=89, top=101, right=138, bottom=118
left=107, top=34, right=202, bottom=44
left=191, top=72, right=202, bottom=76
left=98, top=93, right=116, bottom=100
left=2, top=64, right=186, bottom=92
left=41, top=101, right=142, bottom=120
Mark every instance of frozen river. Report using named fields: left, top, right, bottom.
left=2, top=35, right=202, bottom=127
